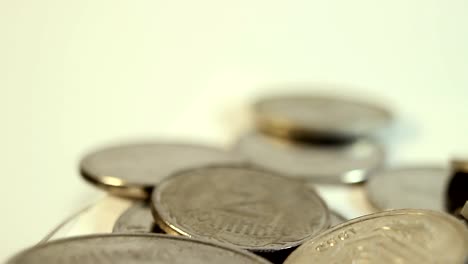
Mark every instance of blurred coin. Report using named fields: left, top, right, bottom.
left=254, top=94, right=391, bottom=140
left=284, top=209, right=468, bottom=264
left=152, top=165, right=330, bottom=252
left=446, top=159, right=468, bottom=216
left=233, top=132, right=384, bottom=184
left=366, top=167, right=450, bottom=211
left=113, top=202, right=164, bottom=233
left=80, top=143, right=246, bottom=199
left=7, top=234, right=271, bottom=264
left=330, top=210, right=347, bottom=226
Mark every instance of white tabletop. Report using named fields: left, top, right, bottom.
left=1, top=0, right=467, bottom=261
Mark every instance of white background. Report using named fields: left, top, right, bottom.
left=1, top=0, right=467, bottom=261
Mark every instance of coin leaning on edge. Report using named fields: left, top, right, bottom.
left=151, top=165, right=330, bottom=252
left=253, top=94, right=392, bottom=140
left=79, top=142, right=246, bottom=199
left=283, top=209, right=468, bottom=264
left=6, top=234, right=273, bottom=264
left=233, top=132, right=385, bottom=184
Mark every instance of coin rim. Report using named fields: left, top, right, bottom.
left=6, top=233, right=272, bottom=264
left=151, top=164, right=331, bottom=252
left=253, top=94, right=392, bottom=140
left=284, top=208, right=468, bottom=264
left=79, top=142, right=246, bottom=199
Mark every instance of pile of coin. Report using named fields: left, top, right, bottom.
left=7, top=94, right=468, bottom=264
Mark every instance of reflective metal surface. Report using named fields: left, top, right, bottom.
left=254, top=94, right=392, bottom=140
left=284, top=209, right=468, bottom=264
left=113, top=202, right=162, bottom=233
left=152, top=165, right=330, bottom=252
left=7, top=234, right=272, bottom=264
left=366, top=167, right=450, bottom=211
left=234, top=132, right=384, bottom=184
left=80, top=142, right=246, bottom=198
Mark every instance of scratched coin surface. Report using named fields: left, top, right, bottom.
left=80, top=143, right=245, bottom=199
left=113, top=202, right=163, bottom=233
left=366, top=167, right=450, bottom=211
left=233, top=132, right=384, bottom=184
left=254, top=94, right=392, bottom=140
left=6, top=234, right=271, bottom=264
left=152, top=165, right=330, bottom=252
left=284, top=209, right=468, bottom=264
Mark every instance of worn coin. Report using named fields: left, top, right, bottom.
left=254, top=94, right=392, bottom=140
left=366, top=167, right=450, bottom=211
left=233, top=132, right=384, bottom=184
left=152, top=165, right=330, bottom=252
left=113, top=202, right=164, bottom=233
left=80, top=143, right=246, bottom=199
left=284, top=209, right=468, bottom=264
left=7, top=234, right=272, bottom=264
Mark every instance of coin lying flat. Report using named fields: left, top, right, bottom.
left=366, top=167, right=450, bottom=211
left=7, top=234, right=272, bottom=264
left=113, top=202, right=163, bottom=233
left=284, top=209, right=468, bottom=264
left=254, top=94, right=392, bottom=140
left=80, top=143, right=246, bottom=199
left=152, top=165, right=330, bottom=252
left=233, top=132, right=384, bottom=184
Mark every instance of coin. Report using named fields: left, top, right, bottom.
left=254, top=94, right=392, bottom=140
left=113, top=202, right=163, bottom=233
left=7, top=234, right=271, bottom=264
left=80, top=142, right=246, bottom=199
left=233, top=132, right=384, bottom=184
left=366, top=167, right=450, bottom=211
left=152, top=165, right=330, bottom=252
left=330, top=210, right=347, bottom=226
left=284, top=209, right=468, bottom=264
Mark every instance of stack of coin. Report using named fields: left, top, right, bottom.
left=6, top=93, right=468, bottom=264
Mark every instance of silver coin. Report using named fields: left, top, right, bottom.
left=7, top=234, right=271, bottom=264
left=113, top=202, right=162, bottom=233
left=80, top=142, right=246, bottom=199
left=330, top=210, right=347, bottom=226
left=233, top=132, right=384, bottom=184
left=284, top=209, right=468, bottom=264
left=366, top=167, right=450, bottom=211
left=152, top=165, right=330, bottom=252
left=254, top=94, right=392, bottom=140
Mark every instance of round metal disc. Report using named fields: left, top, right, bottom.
left=366, top=167, right=450, bottom=211
left=254, top=94, right=392, bottom=140
left=80, top=143, right=246, bottom=199
left=7, top=234, right=271, bottom=264
left=113, top=202, right=162, bottom=233
left=152, top=165, right=330, bottom=252
left=233, top=132, right=384, bottom=184
left=284, top=209, right=468, bottom=264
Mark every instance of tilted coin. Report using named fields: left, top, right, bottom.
left=233, top=132, right=384, bottom=184
left=80, top=142, right=246, bottom=199
left=284, top=209, right=468, bottom=264
left=366, top=167, right=450, bottom=211
left=113, top=202, right=163, bottom=233
left=462, top=201, right=468, bottom=220
left=7, top=234, right=272, bottom=264
left=152, top=165, right=330, bottom=252
left=254, top=94, right=392, bottom=140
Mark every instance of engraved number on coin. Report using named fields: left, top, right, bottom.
left=315, top=228, right=357, bottom=252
